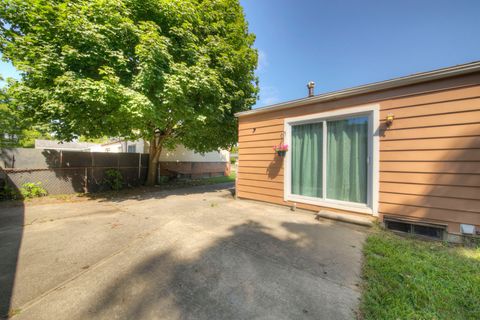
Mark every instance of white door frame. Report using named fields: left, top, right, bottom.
left=283, top=104, right=380, bottom=216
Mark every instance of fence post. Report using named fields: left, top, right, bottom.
left=84, top=167, right=88, bottom=193
left=90, top=152, right=94, bottom=193
left=87, top=151, right=93, bottom=193
left=138, top=153, right=141, bottom=180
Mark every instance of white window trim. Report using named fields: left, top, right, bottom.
left=284, top=104, right=380, bottom=216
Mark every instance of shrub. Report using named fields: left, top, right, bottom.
left=0, top=184, right=18, bottom=200
left=158, top=175, right=170, bottom=184
left=20, top=182, right=47, bottom=198
left=104, top=169, right=124, bottom=191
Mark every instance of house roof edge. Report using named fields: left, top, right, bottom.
left=235, top=60, right=480, bottom=117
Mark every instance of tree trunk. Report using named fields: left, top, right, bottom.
left=145, top=156, right=158, bottom=186
left=145, top=136, right=163, bottom=186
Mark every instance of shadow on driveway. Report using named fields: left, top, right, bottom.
left=0, top=196, right=24, bottom=318
left=84, top=219, right=362, bottom=319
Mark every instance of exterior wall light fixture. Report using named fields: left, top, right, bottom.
left=386, top=114, right=394, bottom=127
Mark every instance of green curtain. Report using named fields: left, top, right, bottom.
left=291, top=122, right=323, bottom=197
left=326, top=117, right=368, bottom=203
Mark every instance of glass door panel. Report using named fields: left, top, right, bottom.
left=326, top=117, right=368, bottom=204
left=291, top=122, right=323, bottom=197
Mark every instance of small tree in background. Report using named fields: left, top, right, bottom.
left=0, top=0, right=258, bottom=185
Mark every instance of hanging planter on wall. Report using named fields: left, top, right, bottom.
left=273, top=143, right=288, bottom=157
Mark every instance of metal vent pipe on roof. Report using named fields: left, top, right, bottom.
left=307, top=81, right=315, bottom=97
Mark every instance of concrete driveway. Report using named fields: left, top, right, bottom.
left=0, top=183, right=367, bottom=320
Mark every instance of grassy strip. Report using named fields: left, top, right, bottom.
left=360, top=229, right=480, bottom=320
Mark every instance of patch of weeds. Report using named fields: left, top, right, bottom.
left=7, top=308, right=21, bottom=317
left=210, top=202, right=218, bottom=208
left=360, top=228, right=480, bottom=320
left=20, top=182, right=47, bottom=198
left=463, top=235, right=480, bottom=248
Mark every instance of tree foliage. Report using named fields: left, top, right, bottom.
left=0, top=0, right=258, bottom=182
left=0, top=77, right=49, bottom=147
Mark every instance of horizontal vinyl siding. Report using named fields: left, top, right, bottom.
left=239, top=118, right=284, bottom=130
left=380, top=182, right=480, bottom=200
left=239, top=147, right=279, bottom=155
left=239, top=160, right=283, bottom=167
left=237, top=116, right=286, bottom=207
left=238, top=124, right=284, bottom=135
left=239, top=172, right=283, bottom=183
left=380, top=137, right=480, bottom=150
left=237, top=115, right=287, bottom=209
left=378, top=123, right=480, bottom=140
left=236, top=185, right=284, bottom=197
left=238, top=166, right=284, bottom=175
left=380, top=172, right=480, bottom=187
left=380, top=85, right=480, bottom=110
left=380, top=109, right=480, bottom=129
left=378, top=86, right=480, bottom=230
left=380, top=162, right=480, bottom=174
left=237, top=83, right=480, bottom=232
left=239, top=132, right=283, bottom=142
left=379, top=203, right=479, bottom=225
left=380, top=150, right=480, bottom=161
left=237, top=179, right=283, bottom=190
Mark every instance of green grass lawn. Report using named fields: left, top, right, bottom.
left=360, top=229, right=480, bottom=320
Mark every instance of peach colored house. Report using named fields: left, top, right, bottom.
left=235, top=61, right=480, bottom=241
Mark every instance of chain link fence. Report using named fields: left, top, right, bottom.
left=1, top=148, right=229, bottom=196
left=1, top=148, right=148, bottom=195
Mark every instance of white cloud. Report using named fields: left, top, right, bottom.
left=254, top=50, right=280, bottom=108
left=257, top=49, right=268, bottom=72
left=257, top=85, right=280, bottom=107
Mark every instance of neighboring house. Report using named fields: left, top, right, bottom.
left=159, top=144, right=229, bottom=162
left=35, top=139, right=147, bottom=153
left=90, top=139, right=229, bottom=161
left=230, top=152, right=238, bottom=162
left=1, top=133, right=18, bottom=147
left=235, top=61, right=480, bottom=242
left=89, top=139, right=148, bottom=153
left=159, top=144, right=230, bottom=179
left=34, top=139, right=98, bottom=151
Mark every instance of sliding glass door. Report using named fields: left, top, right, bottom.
left=291, top=115, right=369, bottom=205
left=291, top=122, right=323, bottom=197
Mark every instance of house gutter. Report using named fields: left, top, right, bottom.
left=235, top=61, right=480, bottom=117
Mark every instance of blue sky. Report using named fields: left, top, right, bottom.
left=241, top=0, right=480, bottom=108
left=1, top=0, right=480, bottom=109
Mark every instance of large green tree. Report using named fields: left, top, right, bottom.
left=0, top=77, right=50, bottom=148
left=0, top=0, right=258, bottom=185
